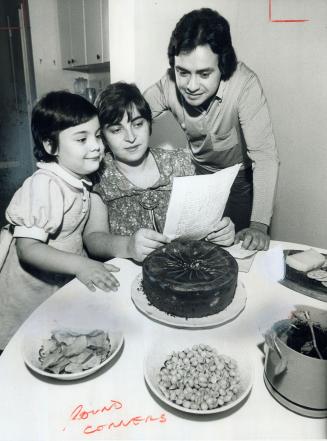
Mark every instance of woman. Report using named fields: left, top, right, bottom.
left=83, top=82, right=235, bottom=262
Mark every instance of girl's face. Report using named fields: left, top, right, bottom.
left=56, top=116, right=104, bottom=178
left=102, top=106, right=150, bottom=166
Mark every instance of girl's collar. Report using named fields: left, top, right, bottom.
left=36, top=162, right=92, bottom=189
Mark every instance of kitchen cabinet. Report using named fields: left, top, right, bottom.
left=84, top=0, right=109, bottom=65
left=57, top=0, right=86, bottom=68
left=57, top=0, right=109, bottom=70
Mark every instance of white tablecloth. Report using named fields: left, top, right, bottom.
left=0, top=241, right=326, bottom=441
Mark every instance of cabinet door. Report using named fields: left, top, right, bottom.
left=101, top=0, right=109, bottom=62
left=69, top=0, right=86, bottom=67
left=84, top=0, right=102, bottom=64
left=57, top=0, right=72, bottom=68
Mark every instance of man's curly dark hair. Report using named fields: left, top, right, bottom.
left=168, top=8, right=237, bottom=81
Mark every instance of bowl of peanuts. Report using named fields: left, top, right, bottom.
left=144, top=341, right=254, bottom=414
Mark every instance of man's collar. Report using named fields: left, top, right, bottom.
left=215, top=79, right=226, bottom=102
left=36, top=162, right=92, bottom=189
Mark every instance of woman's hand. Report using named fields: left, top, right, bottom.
left=75, top=259, right=120, bottom=292
left=127, top=228, right=170, bottom=262
left=205, top=217, right=235, bottom=246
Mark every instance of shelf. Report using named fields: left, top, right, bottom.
left=63, top=61, right=110, bottom=73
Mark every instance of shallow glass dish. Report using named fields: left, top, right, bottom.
left=22, top=328, right=124, bottom=380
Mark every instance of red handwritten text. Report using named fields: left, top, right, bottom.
left=65, top=400, right=167, bottom=435
left=83, top=413, right=167, bottom=435
left=70, top=400, right=123, bottom=421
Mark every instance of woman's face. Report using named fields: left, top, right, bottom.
left=102, top=105, right=150, bottom=165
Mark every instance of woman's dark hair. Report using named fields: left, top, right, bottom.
left=95, top=82, right=152, bottom=134
left=31, top=90, right=98, bottom=162
left=168, top=8, right=237, bottom=81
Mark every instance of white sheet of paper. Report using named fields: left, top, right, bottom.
left=256, top=245, right=285, bottom=282
left=163, top=164, right=241, bottom=240
left=225, top=242, right=257, bottom=259
left=224, top=242, right=257, bottom=273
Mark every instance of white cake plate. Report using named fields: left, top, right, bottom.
left=131, top=273, right=247, bottom=329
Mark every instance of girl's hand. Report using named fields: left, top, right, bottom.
left=76, top=259, right=120, bottom=292
left=205, top=217, right=235, bottom=246
left=127, top=228, right=170, bottom=262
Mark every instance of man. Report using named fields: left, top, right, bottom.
left=144, top=8, right=279, bottom=250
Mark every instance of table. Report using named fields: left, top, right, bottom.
left=0, top=241, right=326, bottom=441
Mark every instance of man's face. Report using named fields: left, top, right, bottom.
left=174, top=44, right=221, bottom=107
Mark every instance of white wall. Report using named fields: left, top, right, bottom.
left=108, top=0, right=136, bottom=83
left=109, top=0, right=327, bottom=249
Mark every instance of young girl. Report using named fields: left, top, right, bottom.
left=83, top=82, right=235, bottom=262
left=0, top=91, right=119, bottom=349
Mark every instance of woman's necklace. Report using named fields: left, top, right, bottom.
left=114, top=153, right=162, bottom=232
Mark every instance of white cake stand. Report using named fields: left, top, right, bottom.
left=131, top=273, right=247, bottom=329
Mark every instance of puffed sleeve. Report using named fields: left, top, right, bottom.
left=5, top=172, right=65, bottom=242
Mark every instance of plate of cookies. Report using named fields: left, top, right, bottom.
left=281, top=248, right=327, bottom=302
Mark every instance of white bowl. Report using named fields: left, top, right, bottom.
left=144, top=340, right=254, bottom=415
left=22, top=328, right=124, bottom=380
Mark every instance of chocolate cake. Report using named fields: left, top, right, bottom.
left=142, top=239, right=238, bottom=318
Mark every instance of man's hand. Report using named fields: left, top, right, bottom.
left=205, top=217, right=235, bottom=246
left=76, top=259, right=120, bottom=292
left=127, top=228, right=170, bottom=262
left=234, top=221, right=270, bottom=251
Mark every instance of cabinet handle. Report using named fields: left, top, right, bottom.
left=71, top=59, right=75, bottom=64
left=68, top=60, right=71, bottom=64
left=96, top=54, right=101, bottom=60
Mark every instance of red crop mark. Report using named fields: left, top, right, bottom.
left=269, top=0, right=309, bottom=22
